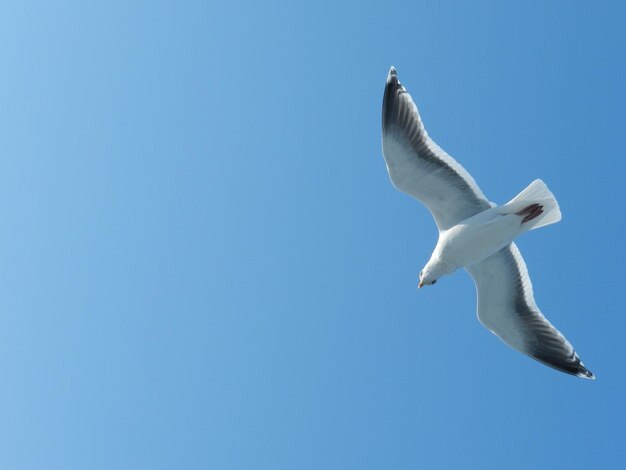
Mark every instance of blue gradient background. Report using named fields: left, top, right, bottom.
left=0, top=1, right=624, bottom=469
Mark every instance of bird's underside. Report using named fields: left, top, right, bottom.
left=381, top=66, right=594, bottom=379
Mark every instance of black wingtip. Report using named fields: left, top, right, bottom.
left=383, top=66, right=404, bottom=131
left=387, top=66, right=398, bottom=84
left=526, top=349, right=597, bottom=381
left=577, top=365, right=595, bottom=380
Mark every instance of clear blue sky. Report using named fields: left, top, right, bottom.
left=0, top=1, right=624, bottom=469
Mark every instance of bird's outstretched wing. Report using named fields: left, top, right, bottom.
left=465, top=243, right=594, bottom=379
left=382, top=66, right=491, bottom=230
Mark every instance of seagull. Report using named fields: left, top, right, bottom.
left=381, top=66, right=594, bottom=379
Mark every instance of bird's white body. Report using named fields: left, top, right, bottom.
left=431, top=208, right=524, bottom=274
left=424, top=178, right=559, bottom=280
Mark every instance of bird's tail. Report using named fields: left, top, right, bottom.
left=504, top=179, right=562, bottom=230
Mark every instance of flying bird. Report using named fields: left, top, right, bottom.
left=381, top=66, right=594, bottom=379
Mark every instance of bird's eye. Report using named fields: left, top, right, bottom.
left=419, top=271, right=423, bottom=277
left=432, top=280, right=437, bottom=285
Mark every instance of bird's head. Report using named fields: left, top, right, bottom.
left=418, top=254, right=453, bottom=289
left=418, top=268, right=439, bottom=289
